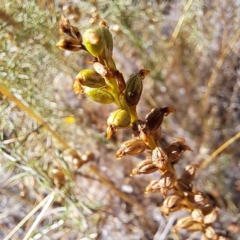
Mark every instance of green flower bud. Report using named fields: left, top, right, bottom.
left=83, top=28, right=104, bottom=57
left=76, top=69, right=106, bottom=88
left=84, top=87, right=115, bottom=104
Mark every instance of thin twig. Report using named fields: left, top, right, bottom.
left=4, top=193, right=54, bottom=240
left=202, top=29, right=240, bottom=110
left=22, top=193, right=55, bottom=240
left=200, top=131, right=240, bottom=169
left=168, top=0, right=193, bottom=46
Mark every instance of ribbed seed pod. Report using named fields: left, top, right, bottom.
left=144, top=107, right=175, bottom=135
left=164, top=138, right=191, bottom=165
left=107, top=109, right=131, bottom=139
left=116, top=138, right=148, bottom=159
left=180, top=164, right=199, bottom=182
left=151, top=146, right=168, bottom=172
left=76, top=69, right=106, bottom=88
left=107, top=109, right=130, bottom=128
left=83, top=28, right=104, bottom=57
left=159, top=171, right=175, bottom=197
left=131, top=159, right=158, bottom=176
left=99, top=20, right=113, bottom=59
left=59, top=15, right=82, bottom=42
left=124, top=73, right=143, bottom=106
left=174, top=216, right=203, bottom=232
left=163, top=194, right=183, bottom=211
left=84, top=87, right=115, bottom=104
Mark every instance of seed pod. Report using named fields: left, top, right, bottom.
left=76, top=69, right=106, bottom=88
left=203, top=208, right=217, bottom=225
left=187, top=192, right=207, bottom=205
left=99, top=20, right=113, bottom=59
left=164, top=138, right=192, bottom=165
left=161, top=203, right=183, bottom=216
left=191, top=209, right=204, bottom=223
left=177, top=178, right=192, bottom=192
left=204, top=226, right=217, bottom=239
left=152, top=146, right=168, bottom=172
left=56, top=38, right=82, bottom=52
left=144, top=107, right=175, bottom=135
left=131, top=159, right=158, bottom=176
left=145, top=180, right=160, bottom=193
left=107, top=109, right=131, bottom=128
left=116, top=138, right=148, bottom=159
left=84, top=87, right=115, bottom=104
left=163, top=194, right=183, bottom=212
left=181, top=164, right=199, bottom=182
left=159, top=171, right=175, bottom=197
left=175, top=216, right=203, bottom=232
left=83, top=27, right=104, bottom=57
left=124, top=73, right=143, bottom=106
left=107, top=109, right=131, bottom=139
left=59, top=15, right=82, bottom=42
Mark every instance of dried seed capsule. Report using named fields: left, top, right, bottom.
left=180, top=164, right=199, bottom=182
left=187, top=192, right=207, bottom=205
left=56, top=38, right=82, bottom=52
left=107, top=109, right=131, bottom=139
left=144, top=107, right=175, bottom=135
left=145, top=180, right=160, bottom=193
left=131, top=159, right=158, bottom=176
left=175, top=216, right=203, bottom=232
left=84, top=87, right=115, bottom=104
left=177, top=178, right=192, bottom=192
left=204, top=226, right=218, bottom=239
left=203, top=208, right=217, bottom=224
left=124, top=69, right=149, bottom=106
left=116, top=138, right=148, bottom=159
left=163, top=194, right=183, bottom=212
left=83, top=27, right=104, bottom=57
left=159, top=171, right=175, bottom=197
left=76, top=69, right=106, bottom=88
left=161, top=203, right=183, bottom=216
left=151, top=146, right=168, bottom=172
left=164, top=138, right=191, bottom=165
left=191, top=209, right=204, bottom=223
left=59, top=15, right=82, bottom=42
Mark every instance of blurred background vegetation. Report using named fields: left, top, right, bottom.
left=0, top=0, right=240, bottom=239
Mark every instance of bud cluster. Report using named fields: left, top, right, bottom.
left=56, top=16, right=229, bottom=239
